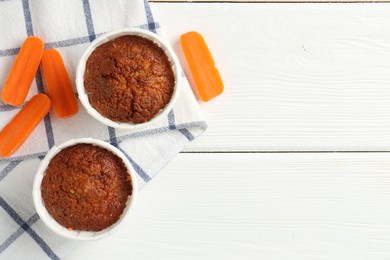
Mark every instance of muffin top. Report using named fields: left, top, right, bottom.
left=84, top=35, right=175, bottom=123
left=41, top=144, right=132, bottom=231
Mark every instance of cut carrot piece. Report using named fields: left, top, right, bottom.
left=180, top=31, right=224, bottom=102
left=0, top=94, right=51, bottom=158
left=41, top=49, right=78, bottom=118
left=1, top=36, right=44, bottom=106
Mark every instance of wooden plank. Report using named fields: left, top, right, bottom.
left=65, top=153, right=390, bottom=259
left=152, top=3, right=390, bottom=151
left=151, top=1, right=390, bottom=3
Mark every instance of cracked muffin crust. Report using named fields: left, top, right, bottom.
left=84, top=35, right=175, bottom=123
left=41, top=144, right=132, bottom=231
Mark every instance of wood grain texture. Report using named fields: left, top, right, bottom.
left=64, top=153, right=390, bottom=259
left=154, top=3, right=390, bottom=151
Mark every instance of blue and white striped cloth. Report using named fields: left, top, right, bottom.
left=0, top=0, right=207, bottom=258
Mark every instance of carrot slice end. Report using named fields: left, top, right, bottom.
left=180, top=31, right=224, bottom=102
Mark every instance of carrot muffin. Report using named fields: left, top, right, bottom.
left=84, top=35, right=175, bottom=123
left=41, top=144, right=132, bottom=231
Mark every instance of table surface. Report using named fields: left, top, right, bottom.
left=66, top=2, right=390, bottom=259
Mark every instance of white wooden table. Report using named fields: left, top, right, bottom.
left=66, top=2, right=390, bottom=259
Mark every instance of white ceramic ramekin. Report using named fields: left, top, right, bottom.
left=32, top=138, right=138, bottom=240
left=76, top=28, right=181, bottom=130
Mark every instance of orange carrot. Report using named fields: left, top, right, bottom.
left=0, top=94, right=51, bottom=157
left=41, top=49, right=78, bottom=118
left=180, top=31, right=224, bottom=102
left=1, top=36, right=44, bottom=106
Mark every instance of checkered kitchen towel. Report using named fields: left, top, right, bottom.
left=0, top=0, right=206, bottom=258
